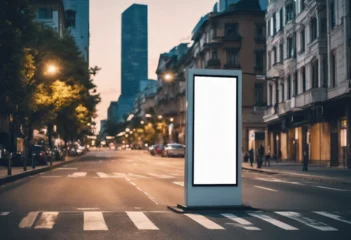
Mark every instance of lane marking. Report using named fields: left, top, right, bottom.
left=126, top=211, right=159, bottom=230
left=222, top=213, right=260, bottom=230
left=112, top=173, right=127, bottom=178
left=173, top=181, right=184, bottom=187
left=275, top=211, right=338, bottom=231
left=254, top=177, right=304, bottom=185
left=147, top=173, right=175, bottom=179
left=127, top=173, right=148, bottom=178
left=34, top=212, right=59, bottom=229
left=254, top=186, right=277, bottom=192
left=19, top=212, right=39, bottom=228
left=77, top=208, right=100, bottom=211
left=249, top=213, right=298, bottom=230
left=0, top=212, right=10, bottom=216
left=41, top=176, right=61, bottom=178
left=314, top=211, right=351, bottom=225
left=68, top=172, right=87, bottom=177
left=55, top=168, right=78, bottom=170
left=315, top=186, right=350, bottom=192
left=125, top=179, right=159, bottom=204
left=84, top=212, right=108, bottom=231
left=185, top=214, right=224, bottom=230
left=96, top=172, right=119, bottom=178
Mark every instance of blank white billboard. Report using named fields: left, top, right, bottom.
left=193, top=75, right=238, bottom=186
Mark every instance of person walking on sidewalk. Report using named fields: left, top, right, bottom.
left=249, top=148, right=254, bottom=167
left=265, top=148, right=271, bottom=166
left=277, top=149, right=282, bottom=163
left=257, top=144, right=264, bottom=168
left=302, top=145, right=308, bottom=171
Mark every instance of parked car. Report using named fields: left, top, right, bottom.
left=149, top=144, right=164, bottom=156
left=162, top=143, right=185, bottom=157
left=52, top=147, right=66, bottom=161
left=31, top=145, right=50, bottom=165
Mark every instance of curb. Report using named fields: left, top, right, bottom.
left=0, top=155, right=84, bottom=186
left=242, top=166, right=351, bottom=184
left=168, top=204, right=255, bottom=214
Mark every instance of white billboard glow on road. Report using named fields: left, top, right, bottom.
left=193, top=75, right=238, bottom=186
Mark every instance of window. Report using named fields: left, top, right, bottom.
left=256, top=24, right=265, bottom=39
left=273, top=14, right=277, bottom=35
left=269, top=84, right=273, bottom=105
left=311, top=59, right=319, bottom=88
left=66, top=10, right=76, bottom=28
left=322, top=57, right=328, bottom=87
left=209, top=28, right=215, bottom=40
left=255, top=83, right=265, bottom=105
left=330, top=1, right=336, bottom=28
left=301, top=67, right=306, bottom=92
left=255, top=51, right=264, bottom=69
left=267, top=19, right=271, bottom=36
left=268, top=51, right=271, bottom=69
left=331, top=52, right=336, bottom=87
left=226, top=49, right=240, bottom=66
left=281, top=83, right=285, bottom=102
left=294, top=71, right=298, bottom=96
left=320, top=18, right=327, bottom=36
left=273, top=46, right=277, bottom=64
left=276, top=81, right=279, bottom=104
left=280, top=42, right=284, bottom=62
left=286, top=3, right=295, bottom=23
left=287, top=75, right=291, bottom=99
left=287, top=35, right=296, bottom=58
left=280, top=8, right=283, bottom=30
left=225, top=24, right=239, bottom=37
left=38, top=8, right=52, bottom=19
left=300, top=0, right=305, bottom=12
left=212, top=50, right=218, bottom=59
left=300, top=28, right=305, bottom=52
left=310, top=17, right=317, bottom=41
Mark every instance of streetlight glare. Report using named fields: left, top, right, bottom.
left=164, top=73, right=173, bottom=81
left=47, top=64, right=58, bottom=74
left=158, top=115, right=162, bottom=119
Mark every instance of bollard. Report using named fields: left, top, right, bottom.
left=23, top=155, right=27, bottom=171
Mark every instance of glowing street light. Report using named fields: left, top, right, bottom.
left=47, top=64, right=58, bottom=75
left=126, top=128, right=130, bottom=132
left=140, top=120, right=145, bottom=124
left=170, top=118, right=174, bottom=122
left=145, top=114, right=152, bottom=118
left=158, top=115, right=163, bottom=119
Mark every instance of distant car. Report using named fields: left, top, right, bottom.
left=52, top=147, right=65, bottom=161
left=32, top=145, right=50, bottom=165
left=162, top=143, right=185, bottom=157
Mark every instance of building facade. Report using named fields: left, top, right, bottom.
left=121, top=4, right=148, bottom=98
left=29, top=0, right=66, bottom=38
left=107, top=102, right=119, bottom=123
left=217, top=0, right=268, bottom=12
left=264, top=0, right=351, bottom=167
left=63, top=0, right=89, bottom=62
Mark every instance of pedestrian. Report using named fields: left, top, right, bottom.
left=243, top=150, right=249, bottom=163
left=302, top=146, right=308, bottom=171
left=265, top=147, right=271, bottom=166
left=278, top=149, right=282, bottom=163
left=257, top=144, right=264, bottom=168
left=249, top=148, right=254, bottom=167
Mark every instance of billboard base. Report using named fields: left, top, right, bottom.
left=167, top=204, right=255, bottom=214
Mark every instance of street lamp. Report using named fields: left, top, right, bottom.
left=158, top=115, right=163, bottom=120
left=47, top=64, right=58, bottom=75
left=140, top=120, right=144, bottom=124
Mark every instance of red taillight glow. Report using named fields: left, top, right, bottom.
left=40, top=152, right=44, bottom=156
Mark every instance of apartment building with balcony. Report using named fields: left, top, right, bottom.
left=264, top=0, right=351, bottom=167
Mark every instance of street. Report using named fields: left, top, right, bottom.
left=0, top=150, right=350, bottom=239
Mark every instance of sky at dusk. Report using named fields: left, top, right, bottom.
left=89, top=0, right=216, bottom=131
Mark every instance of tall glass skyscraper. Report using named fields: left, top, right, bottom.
left=121, top=4, right=148, bottom=98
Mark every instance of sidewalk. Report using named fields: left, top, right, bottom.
left=242, top=161, right=351, bottom=184
left=0, top=155, right=82, bottom=185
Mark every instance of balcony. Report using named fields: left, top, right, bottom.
left=307, top=38, right=327, bottom=55
left=206, top=58, right=221, bottom=68
left=263, top=105, right=279, bottom=123
left=223, top=34, right=241, bottom=42
left=224, top=63, right=241, bottom=69
left=295, top=88, right=327, bottom=108
left=278, top=98, right=296, bottom=115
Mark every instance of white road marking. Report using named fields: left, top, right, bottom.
left=41, top=176, right=61, bottom=178
left=222, top=213, right=260, bottom=230
left=34, top=212, right=59, bottom=229
left=0, top=212, right=10, bottom=216
left=55, top=168, right=78, bottom=170
left=68, top=172, right=87, bottom=177
left=125, top=179, right=159, bottom=204
left=173, top=181, right=184, bottom=187
left=315, top=186, right=350, bottom=192
left=314, top=211, right=351, bottom=225
left=254, top=177, right=304, bottom=185
left=127, top=173, right=148, bottom=178
left=112, top=173, right=127, bottom=178
left=126, top=211, right=159, bottom=230
left=96, top=172, right=120, bottom=178
left=147, top=173, right=175, bottom=179
left=254, top=186, right=277, bottom=192
left=19, top=212, right=39, bottom=228
left=84, top=212, right=108, bottom=231
left=249, top=213, right=298, bottom=230
left=275, top=212, right=338, bottom=231
left=77, top=208, right=100, bottom=211
left=185, top=214, right=224, bottom=230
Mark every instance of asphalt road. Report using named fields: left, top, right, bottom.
left=0, top=150, right=350, bottom=239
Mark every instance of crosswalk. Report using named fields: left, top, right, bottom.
left=1, top=211, right=350, bottom=232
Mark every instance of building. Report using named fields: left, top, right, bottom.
left=29, top=0, right=66, bottom=38
left=107, top=102, right=119, bottom=123
left=63, top=0, right=89, bottom=62
left=140, top=79, right=157, bottom=93
left=121, top=4, right=148, bottom=98
left=217, top=0, right=268, bottom=12
left=264, top=0, right=351, bottom=167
